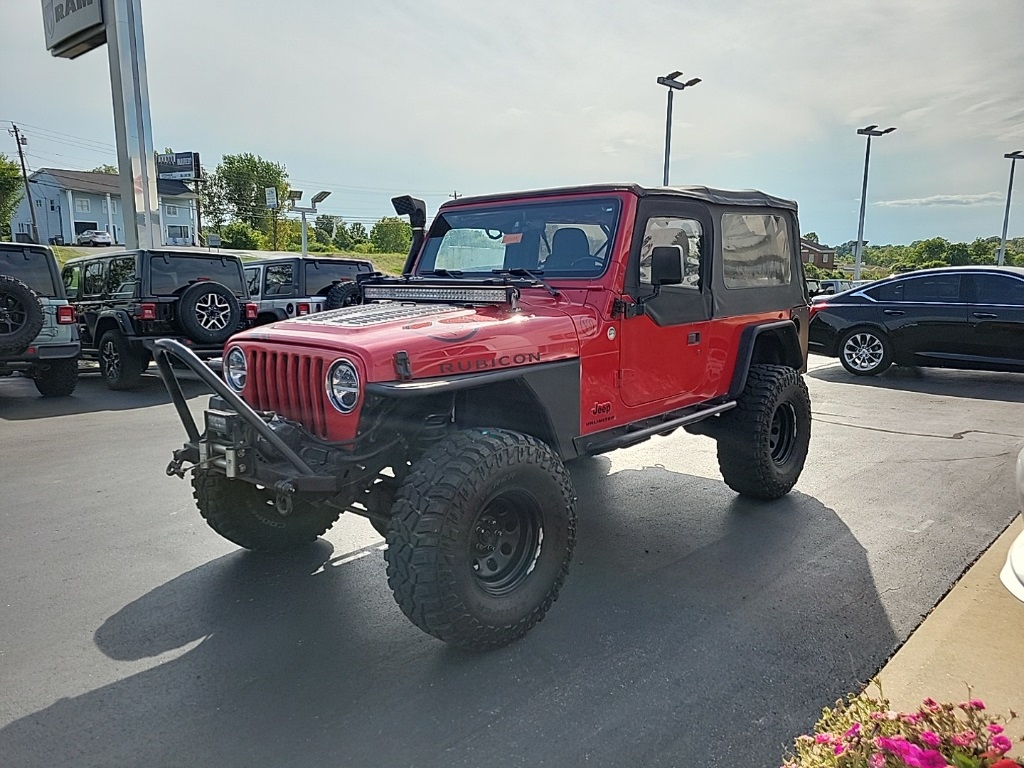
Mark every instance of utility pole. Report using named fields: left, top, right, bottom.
left=9, top=124, right=40, bottom=244
left=450, top=190, right=461, bottom=200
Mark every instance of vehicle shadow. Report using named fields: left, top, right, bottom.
left=0, top=371, right=210, bottom=421
left=808, top=364, right=1024, bottom=404
left=0, top=462, right=897, bottom=768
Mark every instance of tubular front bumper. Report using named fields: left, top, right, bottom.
left=153, top=339, right=342, bottom=494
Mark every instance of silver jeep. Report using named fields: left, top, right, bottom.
left=243, top=254, right=374, bottom=325
left=0, top=243, right=80, bottom=397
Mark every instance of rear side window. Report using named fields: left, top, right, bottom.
left=105, top=257, right=137, bottom=296
left=721, top=214, right=792, bottom=288
left=148, top=256, right=245, bottom=296
left=264, top=264, right=295, bottom=296
left=901, top=274, right=961, bottom=303
left=245, top=268, right=261, bottom=296
left=63, top=266, right=80, bottom=298
left=0, top=249, right=56, bottom=295
left=83, top=261, right=105, bottom=296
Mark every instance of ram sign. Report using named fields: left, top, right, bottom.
left=42, top=0, right=106, bottom=59
left=156, top=152, right=200, bottom=181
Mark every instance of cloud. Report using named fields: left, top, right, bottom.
left=874, top=192, right=1004, bottom=208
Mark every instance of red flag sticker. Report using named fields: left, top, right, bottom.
left=502, top=233, right=523, bottom=244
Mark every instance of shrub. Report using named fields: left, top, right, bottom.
left=783, top=688, right=1019, bottom=768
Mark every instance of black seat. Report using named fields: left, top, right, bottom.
left=543, top=228, right=591, bottom=271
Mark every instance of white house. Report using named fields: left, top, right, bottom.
left=9, top=168, right=198, bottom=246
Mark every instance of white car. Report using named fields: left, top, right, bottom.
left=76, top=230, right=113, bottom=247
left=1000, top=447, right=1024, bottom=602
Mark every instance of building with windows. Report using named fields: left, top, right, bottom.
left=799, top=238, right=837, bottom=268
left=9, top=168, right=197, bottom=246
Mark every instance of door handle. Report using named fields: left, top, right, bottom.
left=687, top=332, right=701, bottom=345
left=883, top=309, right=905, bottom=316
left=972, top=312, right=998, bottom=319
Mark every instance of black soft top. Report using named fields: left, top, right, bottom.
left=439, top=183, right=798, bottom=212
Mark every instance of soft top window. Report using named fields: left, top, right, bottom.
left=0, top=249, right=56, bottom=295
left=721, top=213, right=792, bottom=289
left=417, top=198, right=621, bottom=278
left=149, top=255, right=245, bottom=296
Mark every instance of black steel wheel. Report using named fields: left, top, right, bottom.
left=716, top=364, right=811, bottom=500
left=386, top=429, right=576, bottom=649
left=0, top=275, right=44, bottom=355
left=324, top=281, right=361, bottom=310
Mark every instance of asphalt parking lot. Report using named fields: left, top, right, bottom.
left=1, top=358, right=1022, bottom=768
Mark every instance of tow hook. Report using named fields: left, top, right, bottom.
left=166, top=451, right=188, bottom=479
left=274, top=481, right=297, bottom=516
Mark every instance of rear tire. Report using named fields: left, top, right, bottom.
left=98, top=330, right=147, bottom=390
left=33, top=358, right=79, bottom=397
left=0, top=275, right=45, bottom=356
left=324, top=281, right=360, bottom=310
left=838, top=327, right=892, bottom=376
left=385, top=429, right=576, bottom=649
left=177, top=281, right=241, bottom=344
left=192, top=470, right=342, bottom=552
left=716, top=364, right=811, bottom=500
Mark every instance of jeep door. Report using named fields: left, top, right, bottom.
left=618, top=207, right=711, bottom=406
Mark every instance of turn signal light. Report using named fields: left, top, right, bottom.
left=245, top=303, right=258, bottom=320
left=139, top=303, right=157, bottom=321
left=56, top=305, right=75, bottom=324
left=297, top=302, right=311, bottom=316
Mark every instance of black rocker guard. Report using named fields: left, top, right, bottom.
left=153, top=339, right=343, bottom=494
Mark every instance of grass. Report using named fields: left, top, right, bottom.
left=53, top=246, right=86, bottom=266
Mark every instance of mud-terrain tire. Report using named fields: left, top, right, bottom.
left=33, top=358, right=79, bottom=397
left=192, top=470, right=342, bottom=552
left=98, top=330, right=148, bottom=390
left=838, top=326, right=893, bottom=376
left=0, top=275, right=45, bottom=355
left=177, top=281, right=240, bottom=344
left=385, top=429, right=576, bottom=649
left=716, top=364, right=811, bottom=500
left=324, top=281, right=361, bottom=310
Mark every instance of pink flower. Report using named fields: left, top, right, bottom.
left=869, top=754, right=885, bottom=768
left=815, top=733, right=834, bottom=745
left=845, top=722, right=862, bottom=739
left=988, top=724, right=1005, bottom=735
left=903, top=713, right=922, bottom=724
left=920, top=731, right=942, bottom=748
left=878, top=737, right=951, bottom=768
left=970, top=699, right=986, bottom=710
left=834, top=742, right=846, bottom=756
left=990, top=735, right=1013, bottom=754
left=952, top=732, right=974, bottom=748
left=923, top=697, right=942, bottom=712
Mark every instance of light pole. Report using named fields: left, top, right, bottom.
left=997, top=150, right=1024, bottom=266
left=657, top=71, right=701, bottom=186
left=288, top=190, right=331, bottom=256
left=853, top=124, right=896, bottom=281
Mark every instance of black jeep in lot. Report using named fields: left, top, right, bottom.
left=0, top=242, right=80, bottom=397
left=62, top=249, right=256, bottom=390
left=243, top=254, right=374, bottom=325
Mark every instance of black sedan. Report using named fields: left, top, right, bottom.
left=808, top=266, right=1024, bottom=376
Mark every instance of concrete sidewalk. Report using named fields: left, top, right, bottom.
left=876, top=515, right=1024, bottom=723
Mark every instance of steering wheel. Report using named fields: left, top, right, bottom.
left=569, top=256, right=604, bottom=270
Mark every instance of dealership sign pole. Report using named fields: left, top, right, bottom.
left=41, top=0, right=161, bottom=250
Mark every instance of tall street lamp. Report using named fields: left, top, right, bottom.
left=289, top=190, right=331, bottom=257
left=997, top=151, right=1024, bottom=266
left=853, top=124, right=896, bottom=281
left=657, top=71, right=701, bottom=186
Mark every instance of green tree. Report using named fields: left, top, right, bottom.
left=0, top=154, right=23, bottom=241
left=370, top=216, right=412, bottom=254
left=348, top=222, right=368, bottom=245
left=90, top=164, right=118, bottom=174
left=332, top=221, right=354, bottom=251
left=969, top=237, right=997, bottom=264
left=802, top=232, right=819, bottom=243
left=198, top=167, right=229, bottom=229
left=216, top=153, right=289, bottom=237
left=804, top=263, right=823, bottom=278
left=219, top=221, right=266, bottom=250
left=947, top=242, right=970, bottom=266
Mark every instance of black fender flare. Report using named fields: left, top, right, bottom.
left=727, top=320, right=805, bottom=399
left=90, top=310, right=136, bottom=346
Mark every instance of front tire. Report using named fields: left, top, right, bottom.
left=98, top=330, right=147, bottom=390
left=192, top=470, right=342, bottom=552
left=385, top=429, right=576, bottom=649
left=716, top=364, right=811, bottom=500
left=839, top=327, right=892, bottom=376
left=33, top=358, right=79, bottom=397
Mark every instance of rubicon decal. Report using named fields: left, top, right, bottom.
left=438, top=352, right=541, bottom=374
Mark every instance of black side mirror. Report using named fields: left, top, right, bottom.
left=650, top=246, right=683, bottom=286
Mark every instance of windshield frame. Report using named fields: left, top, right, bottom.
left=415, top=195, right=624, bottom=281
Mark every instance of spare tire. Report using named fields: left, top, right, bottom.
left=0, top=274, right=45, bottom=355
left=177, top=281, right=241, bottom=344
left=324, top=281, right=361, bottom=310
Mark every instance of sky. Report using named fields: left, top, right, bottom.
left=2, top=0, right=1023, bottom=247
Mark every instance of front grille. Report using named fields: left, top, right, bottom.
left=246, top=349, right=330, bottom=438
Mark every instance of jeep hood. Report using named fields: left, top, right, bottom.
left=232, top=301, right=582, bottom=382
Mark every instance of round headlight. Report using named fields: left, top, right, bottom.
left=225, top=346, right=247, bottom=392
left=326, top=359, right=360, bottom=413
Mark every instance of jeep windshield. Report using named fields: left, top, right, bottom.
left=417, top=198, right=621, bottom=279
left=149, top=254, right=245, bottom=296
left=0, top=247, right=57, bottom=295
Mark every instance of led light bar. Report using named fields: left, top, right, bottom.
left=362, top=286, right=510, bottom=304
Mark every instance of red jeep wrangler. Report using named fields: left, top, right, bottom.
left=157, top=184, right=811, bottom=649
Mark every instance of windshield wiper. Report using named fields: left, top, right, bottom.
left=493, top=268, right=560, bottom=297
left=424, top=268, right=463, bottom=278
